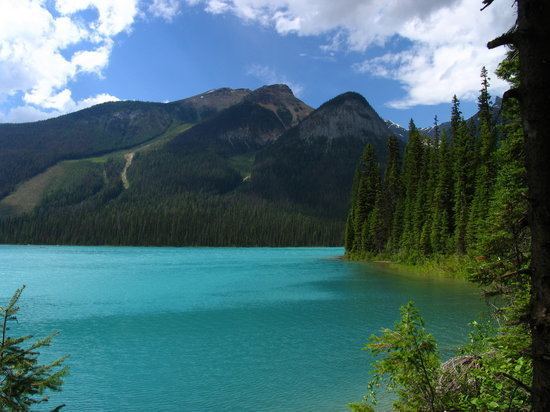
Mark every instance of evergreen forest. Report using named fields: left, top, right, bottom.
left=347, top=52, right=533, bottom=410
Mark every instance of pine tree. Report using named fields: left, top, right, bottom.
left=400, top=120, right=425, bottom=257
left=451, top=97, right=476, bottom=254
left=467, top=67, right=497, bottom=253
left=380, top=135, right=403, bottom=251
left=419, top=117, right=441, bottom=255
left=352, top=144, right=381, bottom=254
left=344, top=168, right=362, bottom=252
left=430, top=130, right=453, bottom=253
left=0, top=286, right=68, bottom=410
left=450, top=95, right=462, bottom=141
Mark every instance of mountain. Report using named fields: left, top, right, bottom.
left=168, top=84, right=312, bottom=154
left=385, top=120, right=408, bottom=142
left=0, top=88, right=251, bottom=198
left=0, top=86, right=394, bottom=246
left=124, top=85, right=313, bottom=197
left=171, top=87, right=251, bottom=115
left=249, top=92, right=395, bottom=218
left=385, top=96, right=503, bottom=141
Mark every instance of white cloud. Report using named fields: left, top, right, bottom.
left=0, top=105, right=54, bottom=123
left=0, top=0, right=139, bottom=121
left=72, top=43, right=113, bottom=75
left=205, top=0, right=231, bottom=14
left=148, top=0, right=182, bottom=21
left=190, top=0, right=516, bottom=107
left=246, top=64, right=304, bottom=96
left=354, top=0, right=513, bottom=108
left=54, top=0, right=138, bottom=37
left=72, top=93, right=121, bottom=111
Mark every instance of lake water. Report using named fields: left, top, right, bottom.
left=0, top=246, right=485, bottom=411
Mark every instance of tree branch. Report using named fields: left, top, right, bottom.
left=500, top=267, right=531, bottom=280
left=502, top=87, right=522, bottom=102
left=480, top=0, right=495, bottom=11
left=496, top=372, right=532, bottom=394
left=488, top=30, right=518, bottom=49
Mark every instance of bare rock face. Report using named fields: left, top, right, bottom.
left=249, top=92, right=396, bottom=218
left=170, top=84, right=313, bottom=152
left=174, top=87, right=251, bottom=112
left=244, top=84, right=313, bottom=128
left=295, top=92, right=390, bottom=143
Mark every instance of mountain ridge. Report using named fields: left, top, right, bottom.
left=0, top=85, right=398, bottom=246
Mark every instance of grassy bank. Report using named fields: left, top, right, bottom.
left=345, top=252, right=476, bottom=280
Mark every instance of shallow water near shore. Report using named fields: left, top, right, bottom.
left=0, top=246, right=485, bottom=411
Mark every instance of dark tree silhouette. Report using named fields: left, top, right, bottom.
left=484, top=0, right=550, bottom=409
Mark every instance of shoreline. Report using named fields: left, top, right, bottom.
left=344, top=253, right=475, bottom=280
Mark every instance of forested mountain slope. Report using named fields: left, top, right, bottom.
left=0, top=86, right=395, bottom=246
left=250, top=92, right=395, bottom=218
left=0, top=88, right=251, bottom=198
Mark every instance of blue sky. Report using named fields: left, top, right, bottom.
left=0, top=0, right=515, bottom=127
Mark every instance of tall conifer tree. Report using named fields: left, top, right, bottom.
left=467, top=67, right=497, bottom=253
left=350, top=144, right=381, bottom=254
left=380, top=135, right=402, bottom=249
left=430, top=130, right=453, bottom=253
left=400, top=120, right=425, bottom=256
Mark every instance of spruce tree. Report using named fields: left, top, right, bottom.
left=367, top=194, right=385, bottom=253
left=430, top=130, right=453, bottom=253
left=419, top=117, right=441, bottom=255
left=450, top=95, right=462, bottom=141
left=380, top=135, right=403, bottom=251
left=344, top=168, right=362, bottom=252
left=467, top=67, right=497, bottom=253
left=0, top=286, right=67, bottom=410
left=400, top=120, right=425, bottom=257
left=353, top=144, right=380, bottom=254
left=451, top=97, right=476, bottom=254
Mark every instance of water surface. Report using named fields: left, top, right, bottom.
left=0, top=246, right=485, bottom=411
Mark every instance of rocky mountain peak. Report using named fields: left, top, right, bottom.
left=244, top=84, right=313, bottom=128
left=171, top=87, right=251, bottom=113
left=294, top=91, right=389, bottom=142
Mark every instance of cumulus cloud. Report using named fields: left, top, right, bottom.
left=0, top=0, right=137, bottom=122
left=354, top=0, right=513, bottom=108
left=189, top=0, right=516, bottom=107
left=148, top=0, right=182, bottom=21
left=246, top=64, right=304, bottom=96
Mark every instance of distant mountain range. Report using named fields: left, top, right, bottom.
left=385, top=96, right=503, bottom=141
left=0, top=84, right=475, bottom=246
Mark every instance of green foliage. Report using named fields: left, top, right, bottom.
left=399, top=121, right=426, bottom=257
left=0, top=286, right=68, bottom=410
left=0, top=189, right=343, bottom=246
left=349, top=49, right=532, bottom=412
left=466, top=67, right=498, bottom=253
left=452, top=119, right=477, bottom=254
left=430, top=130, right=453, bottom=254
left=455, top=321, right=531, bottom=411
left=353, top=302, right=531, bottom=412
left=0, top=101, right=191, bottom=198
left=355, top=302, right=441, bottom=412
left=345, top=73, right=502, bottom=261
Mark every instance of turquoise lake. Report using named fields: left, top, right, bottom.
left=0, top=246, right=486, bottom=411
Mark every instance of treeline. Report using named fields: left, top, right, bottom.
left=345, top=67, right=526, bottom=262
left=0, top=120, right=347, bottom=246
left=0, top=101, right=179, bottom=198
left=349, top=57, right=532, bottom=410
left=0, top=191, right=342, bottom=246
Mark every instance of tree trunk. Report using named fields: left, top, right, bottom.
left=516, top=0, right=550, bottom=409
